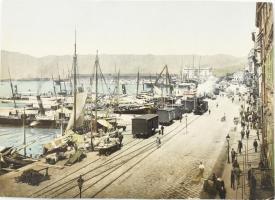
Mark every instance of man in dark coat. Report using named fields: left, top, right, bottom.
left=219, top=186, right=226, bottom=199
left=230, top=170, right=235, bottom=190
left=231, top=148, right=236, bottom=163
left=241, top=128, right=245, bottom=140
left=161, top=125, right=164, bottom=135
left=256, top=129, right=260, bottom=140
left=238, top=140, right=243, bottom=154
left=246, top=128, right=250, bottom=139
left=253, top=139, right=258, bottom=152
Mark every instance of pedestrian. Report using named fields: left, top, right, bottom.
left=179, top=116, right=182, bottom=123
left=219, top=186, right=226, bottom=199
left=231, top=148, right=236, bottom=163
left=198, top=162, right=205, bottom=178
left=247, top=164, right=252, bottom=184
left=241, top=128, right=245, bottom=140
left=250, top=175, right=256, bottom=200
left=209, top=109, right=211, bottom=114
left=234, top=166, right=241, bottom=186
left=118, top=133, right=123, bottom=147
left=238, top=140, right=243, bottom=154
left=216, top=103, right=218, bottom=108
left=232, top=159, right=239, bottom=168
left=246, top=128, right=250, bottom=139
left=241, top=120, right=245, bottom=129
left=212, top=173, right=217, bottom=184
left=230, top=169, right=235, bottom=190
left=253, top=139, right=258, bottom=152
left=156, top=136, right=161, bottom=148
left=161, top=125, right=164, bottom=135
left=256, top=129, right=260, bottom=140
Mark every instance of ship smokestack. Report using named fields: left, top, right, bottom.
left=36, top=95, right=45, bottom=115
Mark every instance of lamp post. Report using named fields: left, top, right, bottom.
left=77, top=175, right=84, bottom=198
left=226, top=134, right=230, bottom=163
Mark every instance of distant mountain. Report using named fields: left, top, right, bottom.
left=0, top=50, right=247, bottom=80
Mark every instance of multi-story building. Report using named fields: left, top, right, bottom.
left=255, top=2, right=274, bottom=185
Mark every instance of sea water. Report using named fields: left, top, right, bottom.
left=0, top=77, right=150, bottom=156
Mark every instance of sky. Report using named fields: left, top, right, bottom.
left=0, top=0, right=257, bottom=57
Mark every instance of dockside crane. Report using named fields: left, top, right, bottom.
left=154, top=64, right=173, bottom=95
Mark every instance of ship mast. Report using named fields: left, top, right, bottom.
left=136, top=68, right=140, bottom=97
left=7, top=66, right=17, bottom=108
left=94, top=50, right=99, bottom=134
left=73, top=30, right=77, bottom=130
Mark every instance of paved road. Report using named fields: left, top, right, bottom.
left=90, top=96, right=240, bottom=198
left=0, top=95, right=240, bottom=198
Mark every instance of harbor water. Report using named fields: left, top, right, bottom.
left=0, top=78, right=149, bottom=156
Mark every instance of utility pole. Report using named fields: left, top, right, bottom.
left=73, top=30, right=77, bottom=130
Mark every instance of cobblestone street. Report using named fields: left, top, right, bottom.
left=92, top=96, right=240, bottom=198
left=0, top=95, right=240, bottom=198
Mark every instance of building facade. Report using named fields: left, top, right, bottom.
left=255, top=2, right=274, bottom=184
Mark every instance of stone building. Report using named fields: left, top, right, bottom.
left=255, top=2, right=274, bottom=184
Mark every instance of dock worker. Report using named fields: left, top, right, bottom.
left=156, top=136, right=161, bottom=148
left=118, top=133, right=123, bottom=147
left=253, top=139, right=258, bottom=152
left=161, top=125, right=164, bottom=135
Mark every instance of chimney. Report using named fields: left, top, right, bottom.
left=36, top=95, right=45, bottom=115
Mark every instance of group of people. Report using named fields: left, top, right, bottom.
left=226, top=93, right=262, bottom=199
left=211, top=173, right=227, bottom=199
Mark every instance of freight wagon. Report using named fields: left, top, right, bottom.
left=181, top=99, right=198, bottom=113
left=166, top=104, right=183, bottom=119
left=157, top=108, right=176, bottom=125
left=132, top=114, right=159, bottom=138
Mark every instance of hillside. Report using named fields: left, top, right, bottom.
left=0, top=50, right=247, bottom=79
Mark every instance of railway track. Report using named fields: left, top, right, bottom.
left=31, top=114, right=202, bottom=198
